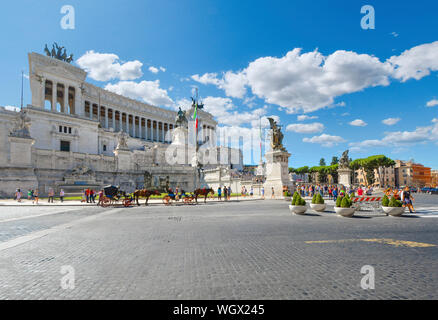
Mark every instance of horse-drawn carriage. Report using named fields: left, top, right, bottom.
left=161, top=188, right=214, bottom=205
left=99, top=185, right=133, bottom=208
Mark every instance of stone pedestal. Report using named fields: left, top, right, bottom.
left=263, top=150, right=294, bottom=198
left=338, top=168, right=352, bottom=187
left=8, top=136, right=35, bottom=167
left=114, top=148, right=133, bottom=171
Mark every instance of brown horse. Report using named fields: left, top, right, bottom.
left=194, top=188, right=214, bottom=203
left=133, top=189, right=161, bottom=206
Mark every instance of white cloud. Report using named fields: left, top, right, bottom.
left=382, top=117, right=401, bottom=126
left=201, top=96, right=267, bottom=127
left=426, top=99, right=438, bottom=107
left=388, top=41, right=438, bottom=82
left=191, top=41, right=438, bottom=114
left=391, top=32, right=399, bottom=38
left=149, top=66, right=166, bottom=74
left=105, top=80, right=173, bottom=107
left=4, top=105, right=20, bottom=112
left=303, top=134, right=346, bottom=147
left=192, top=71, right=248, bottom=99
left=191, top=73, right=221, bottom=86
left=286, top=122, right=324, bottom=134
left=297, top=115, right=318, bottom=121
left=350, top=119, right=438, bottom=151
left=349, top=119, right=368, bottom=127
left=77, top=51, right=143, bottom=81
left=149, top=66, right=159, bottom=74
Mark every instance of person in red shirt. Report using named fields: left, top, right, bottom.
left=358, top=187, right=364, bottom=196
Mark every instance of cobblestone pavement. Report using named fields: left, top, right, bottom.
left=0, top=197, right=437, bottom=300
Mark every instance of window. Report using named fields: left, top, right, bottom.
left=59, top=126, right=62, bottom=133
left=64, top=126, right=67, bottom=133
left=103, top=145, right=107, bottom=152
left=60, top=141, right=70, bottom=152
left=69, top=127, right=72, bottom=134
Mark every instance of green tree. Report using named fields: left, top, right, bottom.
left=319, top=158, right=326, bottom=166
left=331, top=156, right=339, bottom=166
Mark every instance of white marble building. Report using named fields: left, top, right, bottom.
left=0, top=52, right=243, bottom=197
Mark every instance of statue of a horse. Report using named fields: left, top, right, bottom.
left=193, top=188, right=214, bottom=204
left=133, top=189, right=161, bottom=206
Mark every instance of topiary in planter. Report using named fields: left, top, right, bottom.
left=336, top=196, right=343, bottom=207
left=292, top=193, right=306, bottom=206
left=292, top=192, right=300, bottom=205
left=382, top=195, right=390, bottom=207
left=312, top=193, right=324, bottom=204
left=341, top=197, right=353, bottom=208
left=388, top=196, right=403, bottom=207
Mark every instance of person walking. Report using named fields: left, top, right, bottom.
left=33, top=189, right=39, bottom=205
left=97, top=190, right=104, bottom=206
left=81, top=189, right=87, bottom=203
left=333, top=188, right=338, bottom=203
left=27, top=189, right=32, bottom=200
left=228, top=186, right=232, bottom=201
left=401, top=186, right=415, bottom=213
left=90, top=189, right=96, bottom=203
left=271, top=187, right=275, bottom=199
left=48, top=188, right=54, bottom=203
left=15, top=189, right=22, bottom=203
left=217, top=187, right=222, bottom=201
left=59, top=189, right=65, bottom=203
left=223, top=186, right=228, bottom=201
left=261, top=186, right=265, bottom=199
left=86, top=188, right=91, bottom=203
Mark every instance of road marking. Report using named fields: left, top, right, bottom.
left=0, top=208, right=121, bottom=252
left=306, top=239, right=436, bottom=248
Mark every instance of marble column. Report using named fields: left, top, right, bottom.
left=52, top=81, right=57, bottom=112
left=41, top=78, right=46, bottom=108
left=105, top=107, right=108, bottom=129
left=112, top=110, right=116, bottom=130
left=63, top=85, right=69, bottom=114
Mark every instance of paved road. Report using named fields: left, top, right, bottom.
left=0, top=197, right=437, bottom=299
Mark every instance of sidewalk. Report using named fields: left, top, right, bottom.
left=0, top=196, right=265, bottom=207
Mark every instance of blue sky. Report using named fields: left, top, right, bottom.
left=1, top=0, right=437, bottom=168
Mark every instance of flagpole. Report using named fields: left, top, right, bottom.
left=20, top=70, right=24, bottom=110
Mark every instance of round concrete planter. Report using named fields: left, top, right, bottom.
left=310, top=203, right=326, bottom=212
left=334, top=207, right=355, bottom=218
left=382, top=206, right=405, bottom=217
left=289, top=205, right=307, bottom=215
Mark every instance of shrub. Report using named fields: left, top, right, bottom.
left=312, top=193, right=324, bottom=204
left=388, top=196, right=402, bottom=207
left=382, top=195, right=390, bottom=207
left=292, top=193, right=306, bottom=206
left=284, top=191, right=291, bottom=197
left=336, top=196, right=343, bottom=207
left=340, top=197, right=353, bottom=208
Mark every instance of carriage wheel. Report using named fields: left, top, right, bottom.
left=102, top=198, right=111, bottom=207
left=163, top=196, right=171, bottom=206
left=123, top=199, right=131, bottom=207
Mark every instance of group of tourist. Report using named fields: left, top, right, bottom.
left=14, top=188, right=66, bottom=204
left=296, top=184, right=375, bottom=201
left=217, top=186, right=232, bottom=201
left=82, top=188, right=97, bottom=203
left=241, top=186, right=254, bottom=197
